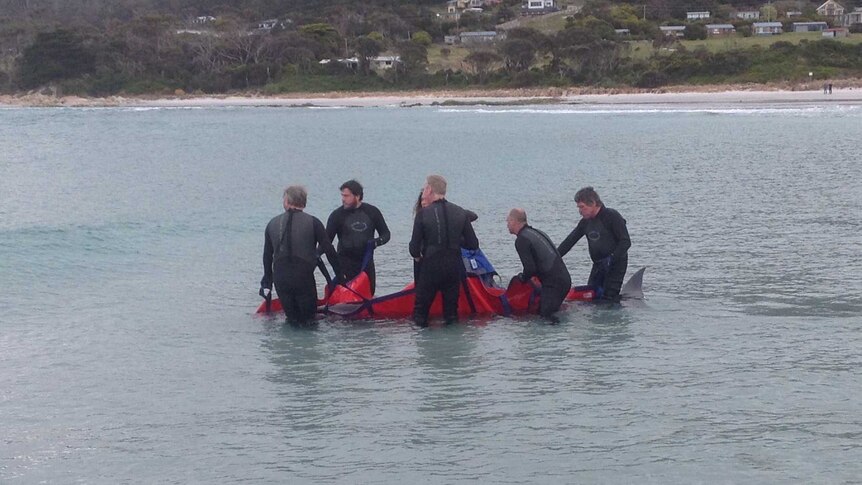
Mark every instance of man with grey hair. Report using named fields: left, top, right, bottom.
left=558, top=186, right=630, bottom=302
left=410, top=174, right=479, bottom=326
left=507, top=208, right=572, bottom=323
left=261, top=185, right=341, bottom=324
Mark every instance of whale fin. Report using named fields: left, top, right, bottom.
left=620, top=267, right=645, bottom=300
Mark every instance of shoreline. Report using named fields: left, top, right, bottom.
left=2, top=82, right=862, bottom=108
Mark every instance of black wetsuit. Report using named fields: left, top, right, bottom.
left=515, top=225, right=572, bottom=321
left=413, top=209, right=478, bottom=283
left=326, top=203, right=390, bottom=294
left=262, top=209, right=340, bottom=324
left=409, top=199, right=479, bottom=325
left=558, top=206, right=631, bottom=301
left=326, top=202, right=391, bottom=295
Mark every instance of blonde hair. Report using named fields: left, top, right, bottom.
left=426, top=174, right=447, bottom=196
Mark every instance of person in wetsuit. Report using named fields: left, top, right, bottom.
left=412, top=190, right=479, bottom=283
left=409, top=175, right=479, bottom=326
left=261, top=185, right=341, bottom=324
left=557, top=186, right=631, bottom=302
left=507, top=208, right=572, bottom=323
left=326, top=180, right=390, bottom=294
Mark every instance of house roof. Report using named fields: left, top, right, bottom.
left=461, top=31, right=498, bottom=36
left=793, top=21, right=828, bottom=25
left=753, top=22, right=783, bottom=27
left=817, top=0, right=845, bottom=10
left=706, top=24, right=735, bottom=29
left=660, top=25, right=686, bottom=30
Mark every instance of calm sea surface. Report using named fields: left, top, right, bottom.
left=1, top=103, right=861, bottom=483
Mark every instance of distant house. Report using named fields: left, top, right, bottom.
left=823, top=27, right=849, bottom=37
left=614, top=28, right=631, bottom=36
left=192, top=15, right=216, bottom=24
left=660, top=25, right=686, bottom=37
left=793, top=21, right=829, bottom=32
left=258, top=19, right=278, bottom=30
left=753, top=21, right=783, bottom=35
left=817, top=0, right=845, bottom=18
left=460, top=31, right=506, bottom=45
left=320, top=56, right=401, bottom=71
left=522, top=0, right=557, bottom=15
left=785, top=10, right=803, bottom=18
left=257, top=18, right=290, bottom=31
left=444, top=35, right=460, bottom=45
left=706, top=24, right=736, bottom=36
left=735, top=10, right=760, bottom=20
left=687, top=11, right=710, bottom=20
left=371, top=56, right=401, bottom=70
left=469, top=0, right=485, bottom=7
left=844, top=7, right=862, bottom=26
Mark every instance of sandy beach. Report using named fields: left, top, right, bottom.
left=3, top=82, right=862, bottom=108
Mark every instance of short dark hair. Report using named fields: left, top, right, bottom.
left=574, top=186, right=603, bottom=206
left=340, top=179, right=363, bottom=200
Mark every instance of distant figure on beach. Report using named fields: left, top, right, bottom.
left=409, top=175, right=479, bottom=326
left=507, top=208, right=571, bottom=323
left=824, top=83, right=828, bottom=94
left=261, top=185, right=341, bottom=324
left=558, top=186, right=631, bottom=303
left=828, top=83, right=833, bottom=94
left=326, top=179, right=390, bottom=294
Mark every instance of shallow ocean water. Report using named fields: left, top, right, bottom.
left=1, top=103, right=861, bottom=483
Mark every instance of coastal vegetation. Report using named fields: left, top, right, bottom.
left=1, top=0, right=862, bottom=96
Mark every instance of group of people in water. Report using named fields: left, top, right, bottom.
left=260, top=175, right=631, bottom=326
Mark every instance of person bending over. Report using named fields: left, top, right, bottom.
left=507, top=208, right=572, bottom=323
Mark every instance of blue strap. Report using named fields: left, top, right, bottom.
left=499, top=294, right=512, bottom=317
left=359, top=240, right=375, bottom=272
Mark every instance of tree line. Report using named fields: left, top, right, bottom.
left=2, top=0, right=862, bottom=95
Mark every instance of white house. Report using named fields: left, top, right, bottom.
left=753, top=21, right=783, bottom=35
left=687, top=11, right=710, bottom=20
left=817, top=0, right=845, bottom=18
left=660, top=25, right=686, bottom=37
left=735, top=10, right=760, bottom=20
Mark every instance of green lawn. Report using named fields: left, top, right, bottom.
left=627, top=32, right=862, bottom=59
left=427, top=44, right=471, bottom=72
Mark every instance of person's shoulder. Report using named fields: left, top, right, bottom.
left=361, top=202, right=384, bottom=216
left=266, top=213, right=283, bottom=227
left=602, top=207, right=626, bottom=222
left=328, top=206, right=345, bottom=218
left=445, top=200, right=466, bottom=213
left=309, top=213, right=326, bottom=226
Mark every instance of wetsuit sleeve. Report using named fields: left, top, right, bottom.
left=465, top=210, right=478, bottom=223
left=409, top=213, right=423, bottom=258
left=461, top=218, right=479, bottom=250
left=557, top=221, right=585, bottom=257
left=608, top=211, right=631, bottom=259
left=370, top=206, right=391, bottom=247
left=515, top=236, right=537, bottom=279
left=261, top=226, right=273, bottom=289
left=325, top=209, right=340, bottom=243
left=315, top=218, right=342, bottom=277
